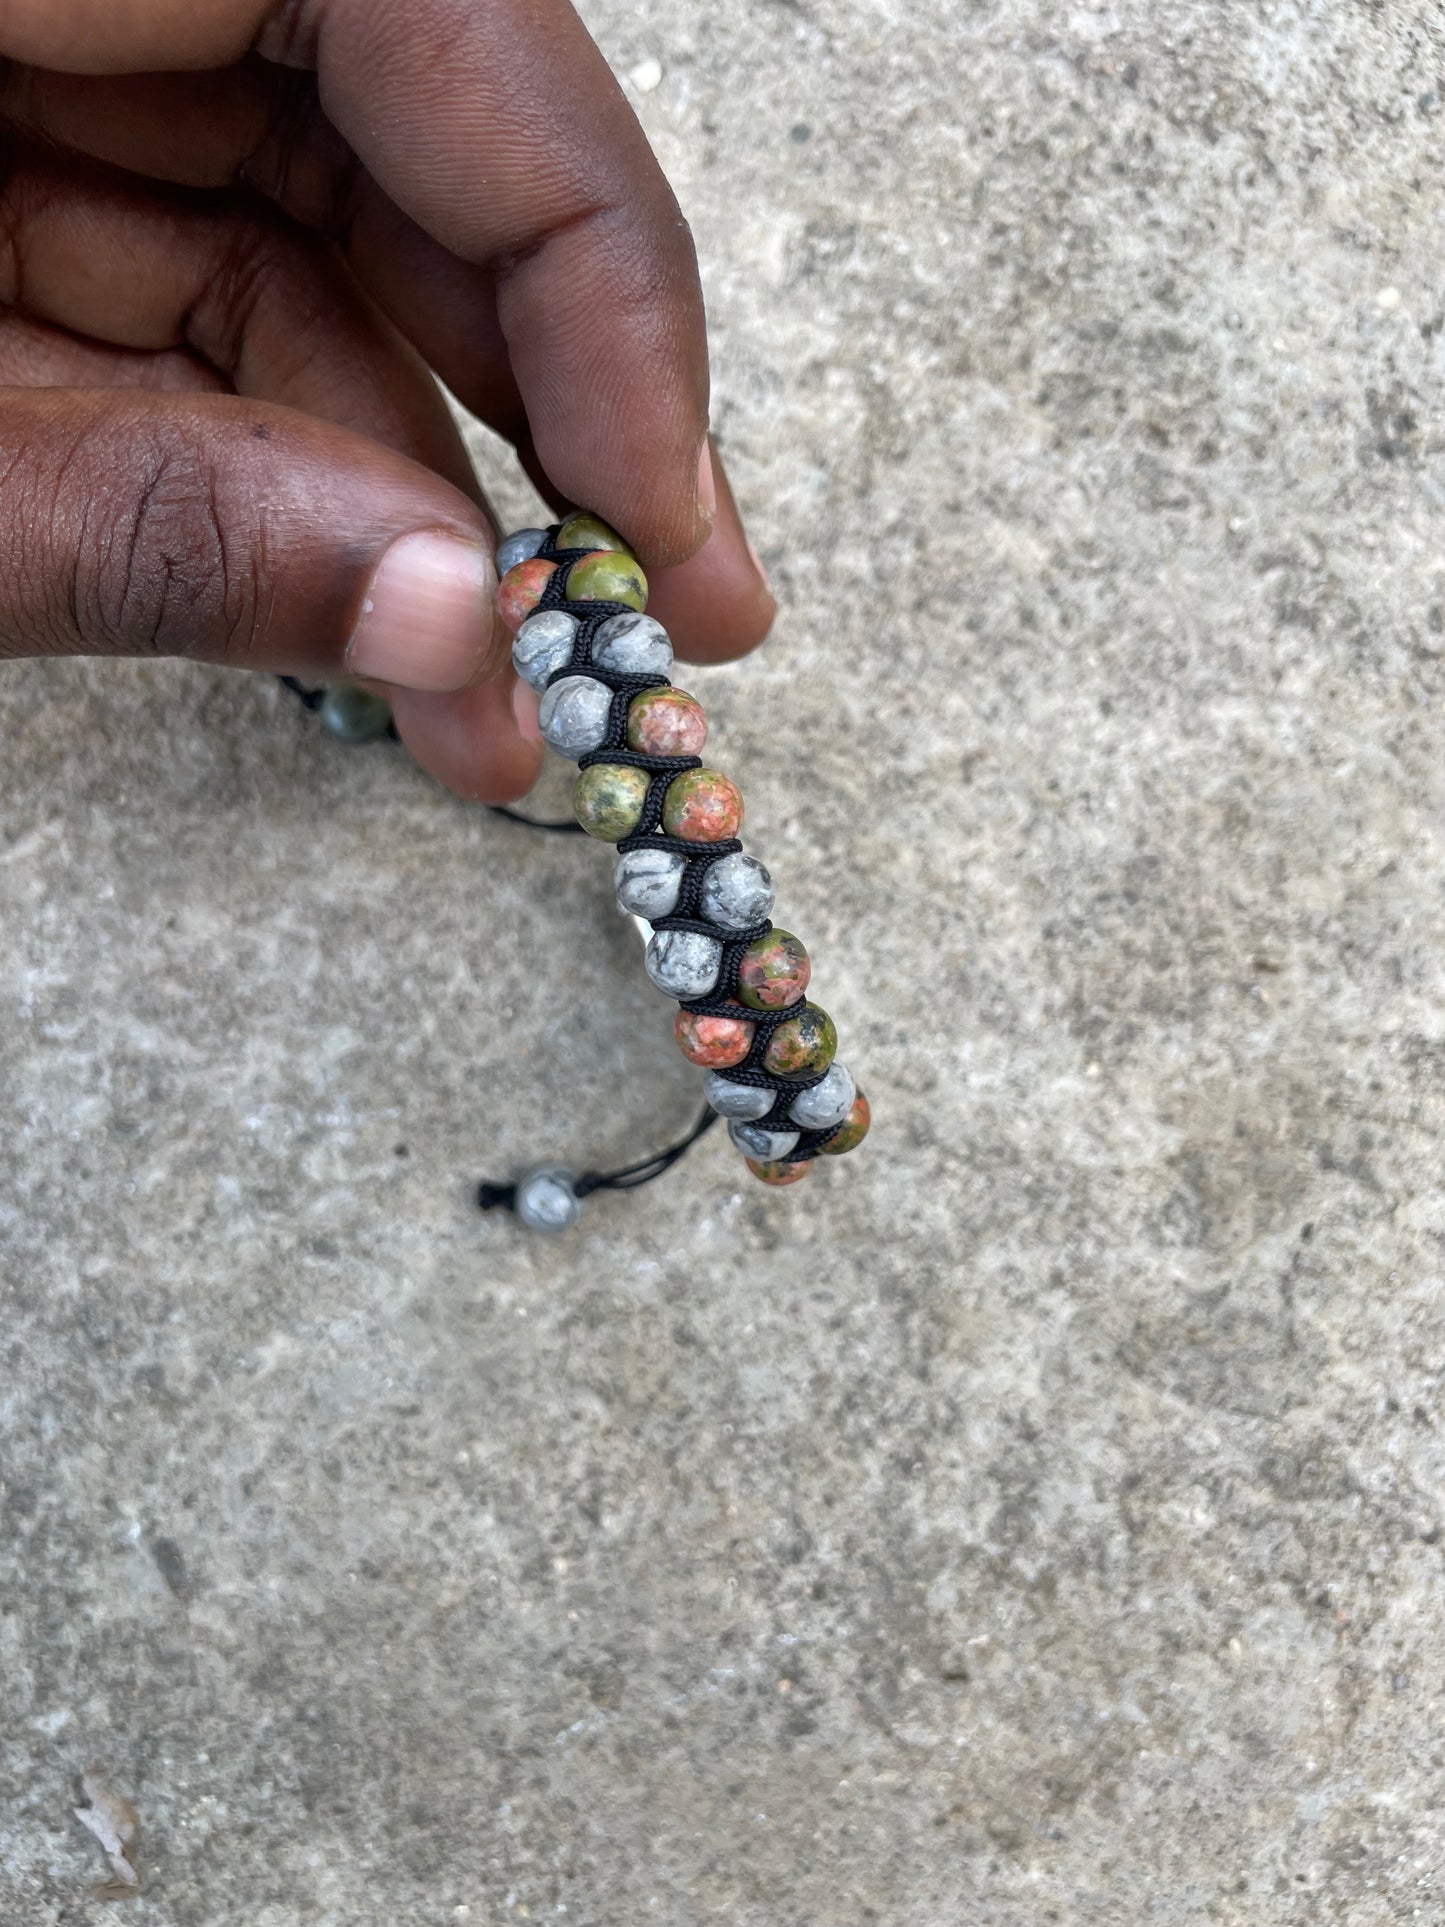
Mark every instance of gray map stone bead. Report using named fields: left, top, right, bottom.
left=496, top=527, right=547, bottom=575
left=702, top=1072, right=776, bottom=1121
left=645, top=929, right=722, bottom=999
left=512, top=609, right=579, bottom=691
left=729, top=1120, right=801, bottom=1160
left=591, top=612, right=674, bottom=678
left=538, top=675, right=613, bottom=760
left=789, top=1062, right=856, bottom=1130
left=699, top=851, right=774, bottom=932
left=515, top=1167, right=582, bottom=1233
left=615, top=846, right=686, bottom=919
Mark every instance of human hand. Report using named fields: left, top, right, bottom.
left=0, top=0, right=775, bottom=799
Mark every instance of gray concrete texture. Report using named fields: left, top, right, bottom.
left=4, top=1, right=1445, bottom=1920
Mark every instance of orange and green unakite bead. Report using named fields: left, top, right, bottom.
left=661, top=767, right=742, bottom=842
left=573, top=763, right=650, bottom=841
left=627, top=687, right=708, bottom=757
left=674, top=1009, right=755, bottom=1070
left=821, top=1089, right=870, bottom=1155
left=736, top=928, right=810, bottom=1010
left=498, top=557, right=558, bottom=630
left=556, top=512, right=632, bottom=556
left=566, top=549, right=648, bottom=610
left=761, top=1002, right=837, bottom=1079
left=745, top=1155, right=811, bottom=1187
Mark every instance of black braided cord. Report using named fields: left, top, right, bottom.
left=278, top=676, right=324, bottom=711
left=476, top=1105, right=723, bottom=1214
left=276, top=524, right=845, bottom=1206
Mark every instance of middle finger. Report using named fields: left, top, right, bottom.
left=1, top=61, right=777, bottom=665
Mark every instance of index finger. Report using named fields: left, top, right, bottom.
left=0, top=0, right=713, bottom=567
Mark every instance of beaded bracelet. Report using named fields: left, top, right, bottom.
left=288, top=509, right=870, bottom=1231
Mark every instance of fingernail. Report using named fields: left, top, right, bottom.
left=511, top=678, right=543, bottom=745
left=346, top=531, right=495, bottom=690
left=745, top=536, right=772, bottom=596
left=696, top=438, right=717, bottom=525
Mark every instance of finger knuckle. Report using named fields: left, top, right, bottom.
left=80, top=430, right=253, bottom=661
left=197, top=202, right=355, bottom=388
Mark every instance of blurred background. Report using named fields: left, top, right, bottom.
left=5, top=2, right=1445, bottom=1919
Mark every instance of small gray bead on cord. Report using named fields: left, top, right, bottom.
left=539, top=675, right=613, bottom=759
left=496, top=527, right=548, bottom=575
left=644, top=929, right=722, bottom=999
left=729, top=1119, right=801, bottom=1160
left=616, top=846, right=687, bottom=919
left=318, top=685, right=393, bottom=744
left=699, top=850, right=775, bottom=932
left=788, top=1062, right=856, bottom=1130
left=591, top=612, right=674, bottom=678
left=512, top=609, right=580, bottom=691
left=515, top=1167, right=583, bottom=1232
left=703, top=1073, right=776, bottom=1121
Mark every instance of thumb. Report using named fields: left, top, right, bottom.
left=0, top=388, right=504, bottom=692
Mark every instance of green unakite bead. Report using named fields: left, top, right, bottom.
left=573, top=763, right=650, bottom=841
left=745, top=1155, right=811, bottom=1188
left=318, top=684, right=393, bottom=744
left=736, top=929, right=811, bottom=1010
left=627, top=686, right=708, bottom=757
left=821, top=1089, right=871, bottom=1155
left=556, top=512, right=632, bottom=556
left=661, top=767, right=744, bottom=842
left=566, top=550, right=648, bottom=611
left=762, top=1002, right=837, bottom=1079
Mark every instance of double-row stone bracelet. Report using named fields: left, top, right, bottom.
left=286, top=509, right=869, bottom=1231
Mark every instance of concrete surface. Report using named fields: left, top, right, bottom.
left=5, top=2, right=1445, bottom=1920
